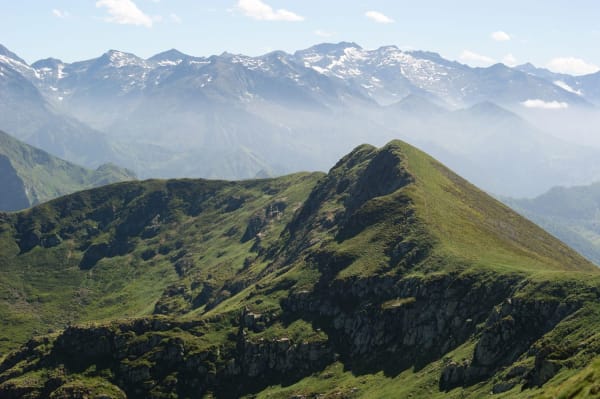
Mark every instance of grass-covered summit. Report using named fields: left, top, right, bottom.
left=0, top=129, right=136, bottom=211
left=0, top=140, right=599, bottom=398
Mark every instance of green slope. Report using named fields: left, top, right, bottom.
left=314, top=141, right=593, bottom=276
left=0, top=130, right=136, bottom=211
left=0, top=140, right=599, bottom=398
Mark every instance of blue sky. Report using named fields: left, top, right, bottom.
left=2, top=0, right=599, bottom=75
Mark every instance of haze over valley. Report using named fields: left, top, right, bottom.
left=2, top=41, right=600, bottom=198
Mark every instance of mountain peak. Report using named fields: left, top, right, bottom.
left=0, top=43, right=27, bottom=65
left=261, top=49, right=289, bottom=59
left=465, top=101, right=516, bottom=118
left=97, top=49, right=146, bottom=68
left=514, top=62, right=557, bottom=77
left=31, top=57, right=64, bottom=70
left=518, top=62, right=537, bottom=70
left=105, top=49, right=136, bottom=58
left=148, top=48, right=190, bottom=63
left=407, top=50, right=458, bottom=67
left=390, top=94, right=447, bottom=114
left=320, top=41, right=362, bottom=50
left=295, top=41, right=362, bottom=56
left=488, top=62, right=510, bottom=70
left=288, top=140, right=596, bottom=286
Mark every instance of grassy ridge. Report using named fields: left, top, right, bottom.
left=0, top=140, right=599, bottom=398
left=0, top=172, right=322, bottom=354
left=399, top=141, right=595, bottom=274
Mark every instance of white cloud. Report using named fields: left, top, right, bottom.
left=546, top=57, right=600, bottom=76
left=553, top=80, right=583, bottom=96
left=521, top=99, right=569, bottom=109
left=235, top=0, right=304, bottom=21
left=170, top=13, right=182, bottom=24
left=503, top=53, right=517, bottom=67
left=491, top=31, right=511, bottom=41
left=52, top=9, right=70, bottom=18
left=459, top=50, right=496, bottom=67
left=96, top=0, right=154, bottom=27
left=314, top=29, right=334, bottom=38
left=365, top=11, right=394, bottom=24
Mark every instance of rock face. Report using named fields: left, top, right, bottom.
left=0, top=271, right=587, bottom=398
left=439, top=296, right=581, bottom=390
left=284, top=274, right=509, bottom=369
left=0, top=315, right=334, bottom=399
left=283, top=271, right=584, bottom=386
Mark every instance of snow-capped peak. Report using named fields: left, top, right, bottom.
left=148, top=49, right=191, bottom=67
left=0, top=44, right=39, bottom=80
left=100, top=50, right=148, bottom=69
left=0, top=43, right=27, bottom=65
left=32, top=58, right=68, bottom=81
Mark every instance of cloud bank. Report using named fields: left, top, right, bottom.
left=547, top=57, right=599, bottom=76
left=365, top=11, right=394, bottom=24
left=52, top=9, right=70, bottom=19
left=491, top=31, right=511, bottom=41
left=460, top=50, right=495, bottom=66
left=96, top=0, right=153, bottom=27
left=236, top=0, right=304, bottom=21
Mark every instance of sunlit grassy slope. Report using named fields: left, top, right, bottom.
left=399, top=141, right=595, bottom=274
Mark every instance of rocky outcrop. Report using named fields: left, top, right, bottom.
left=439, top=297, right=582, bottom=390
left=0, top=314, right=333, bottom=398
left=241, top=199, right=287, bottom=243
left=229, top=311, right=335, bottom=388
left=281, top=269, right=584, bottom=391
left=79, top=239, right=133, bottom=269
left=241, top=214, right=268, bottom=243
left=287, top=144, right=412, bottom=243
left=284, top=272, right=521, bottom=373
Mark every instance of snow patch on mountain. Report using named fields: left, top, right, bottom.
left=522, top=99, right=569, bottom=109
left=554, top=80, right=582, bottom=96
left=106, top=50, right=149, bottom=69
left=0, top=42, right=591, bottom=109
left=157, top=59, right=182, bottom=67
left=0, top=54, right=39, bottom=80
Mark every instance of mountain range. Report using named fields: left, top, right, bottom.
left=0, top=129, right=135, bottom=211
left=1, top=140, right=600, bottom=398
left=2, top=42, right=600, bottom=197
